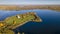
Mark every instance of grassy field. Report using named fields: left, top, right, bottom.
left=4, top=13, right=36, bottom=29
left=0, top=5, right=60, bottom=11
left=4, top=15, right=35, bottom=25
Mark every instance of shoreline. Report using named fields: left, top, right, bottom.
left=0, top=5, right=60, bottom=11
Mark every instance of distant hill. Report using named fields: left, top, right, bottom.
left=0, top=5, right=60, bottom=11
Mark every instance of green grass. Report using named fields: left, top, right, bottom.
left=4, top=14, right=35, bottom=26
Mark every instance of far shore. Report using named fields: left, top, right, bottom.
left=0, top=5, right=60, bottom=11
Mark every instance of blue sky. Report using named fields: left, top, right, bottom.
left=0, top=0, right=60, bottom=5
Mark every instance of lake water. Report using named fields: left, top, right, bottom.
left=0, top=9, right=60, bottom=34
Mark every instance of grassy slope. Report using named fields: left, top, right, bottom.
left=0, top=5, right=60, bottom=11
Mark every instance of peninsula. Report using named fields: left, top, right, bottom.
left=0, top=12, right=42, bottom=34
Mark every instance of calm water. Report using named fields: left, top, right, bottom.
left=0, top=9, right=60, bottom=34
